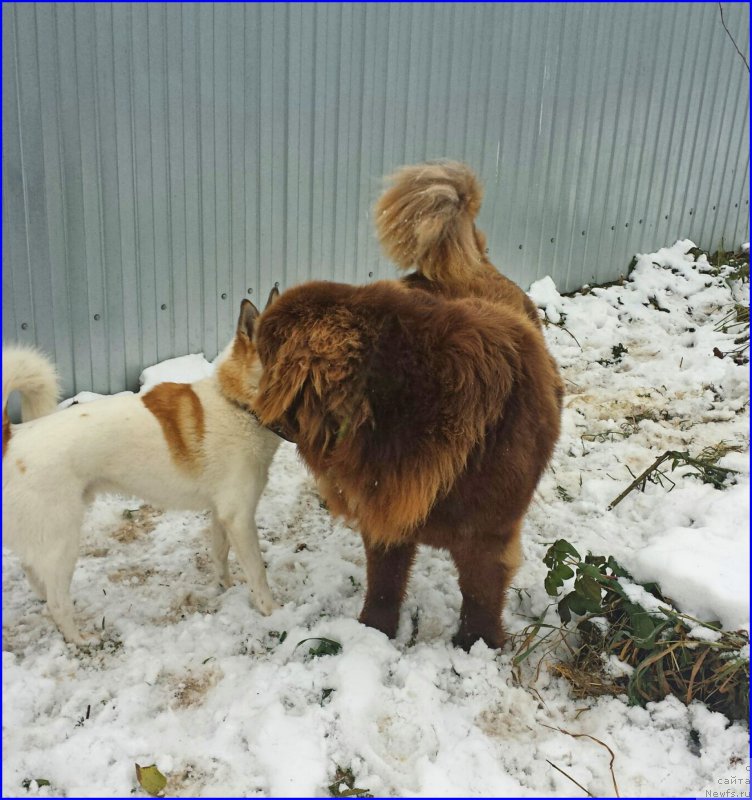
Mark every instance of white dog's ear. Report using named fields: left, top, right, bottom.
left=265, top=285, right=280, bottom=310
left=237, top=299, right=260, bottom=338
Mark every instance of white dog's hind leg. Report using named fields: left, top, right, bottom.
left=22, top=562, right=47, bottom=601
left=208, top=516, right=232, bottom=590
left=34, top=535, right=92, bottom=645
left=216, top=499, right=278, bottom=616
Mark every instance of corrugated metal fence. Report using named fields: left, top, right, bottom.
left=3, top=2, right=749, bottom=396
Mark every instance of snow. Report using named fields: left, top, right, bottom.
left=139, top=354, right=214, bottom=394
left=58, top=355, right=215, bottom=410
left=602, top=654, right=634, bottom=678
left=527, top=275, right=564, bottom=324
left=3, top=240, right=749, bottom=796
left=619, top=581, right=672, bottom=618
left=628, top=481, right=749, bottom=630
left=58, top=390, right=134, bottom=409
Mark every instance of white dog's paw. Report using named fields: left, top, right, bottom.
left=254, top=593, right=280, bottom=616
left=215, top=574, right=235, bottom=592
left=68, top=630, right=100, bottom=647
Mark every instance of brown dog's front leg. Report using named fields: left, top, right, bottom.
left=359, top=536, right=417, bottom=639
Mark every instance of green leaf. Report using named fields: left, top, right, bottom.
left=606, top=556, right=632, bottom=579
left=576, top=575, right=602, bottom=605
left=585, top=596, right=605, bottom=614
left=579, top=563, right=605, bottom=581
left=135, top=764, right=167, bottom=797
left=623, top=603, right=656, bottom=644
left=554, top=564, right=574, bottom=580
left=600, top=576, right=629, bottom=601
left=544, top=574, right=561, bottom=597
left=567, top=593, right=589, bottom=616
left=21, top=779, right=51, bottom=790
left=543, top=548, right=558, bottom=569
left=553, top=539, right=581, bottom=560
left=557, top=595, right=572, bottom=624
left=295, top=637, right=343, bottom=659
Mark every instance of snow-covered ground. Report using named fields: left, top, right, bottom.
left=3, top=241, right=749, bottom=797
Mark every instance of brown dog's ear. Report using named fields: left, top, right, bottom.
left=254, top=349, right=309, bottom=425
left=237, top=298, right=260, bottom=339
left=265, top=285, right=280, bottom=310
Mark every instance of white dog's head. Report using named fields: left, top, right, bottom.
left=216, top=288, right=279, bottom=410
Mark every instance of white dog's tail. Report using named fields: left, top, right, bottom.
left=2, top=345, right=60, bottom=454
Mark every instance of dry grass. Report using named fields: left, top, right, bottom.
left=169, top=668, right=221, bottom=708
left=111, top=504, right=162, bottom=543
left=107, top=566, right=155, bottom=585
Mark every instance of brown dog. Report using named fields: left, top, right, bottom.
left=254, top=161, right=563, bottom=649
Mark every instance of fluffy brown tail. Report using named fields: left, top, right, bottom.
left=374, top=160, right=485, bottom=283
left=2, top=345, right=60, bottom=456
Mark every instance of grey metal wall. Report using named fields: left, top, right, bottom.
left=3, top=2, right=749, bottom=396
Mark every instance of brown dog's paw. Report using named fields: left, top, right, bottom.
left=358, top=607, right=400, bottom=639
left=452, top=626, right=506, bottom=652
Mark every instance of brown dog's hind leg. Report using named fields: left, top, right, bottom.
left=359, top=537, right=417, bottom=639
left=449, top=521, right=523, bottom=651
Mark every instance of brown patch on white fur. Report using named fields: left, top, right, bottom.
left=141, top=383, right=205, bottom=473
left=15, top=459, right=26, bottom=474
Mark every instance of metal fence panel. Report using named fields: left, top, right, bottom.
left=3, top=2, right=749, bottom=396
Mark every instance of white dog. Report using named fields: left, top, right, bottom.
left=2, top=294, right=281, bottom=644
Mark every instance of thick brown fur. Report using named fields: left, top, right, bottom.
left=374, top=160, right=543, bottom=326
left=254, top=161, right=563, bottom=649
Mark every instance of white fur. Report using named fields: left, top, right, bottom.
left=3, top=345, right=60, bottom=421
left=2, top=341, right=281, bottom=644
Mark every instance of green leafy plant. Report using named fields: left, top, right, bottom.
left=515, top=539, right=749, bottom=721
left=596, top=342, right=629, bottom=366
left=543, top=540, right=665, bottom=642
left=294, top=637, right=342, bottom=660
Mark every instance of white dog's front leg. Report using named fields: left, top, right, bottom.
left=208, top=516, right=232, bottom=590
left=216, top=503, right=278, bottom=616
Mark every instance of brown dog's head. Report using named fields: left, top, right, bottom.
left=253, top=281, right=377, bottom=450
left=252, top=280, right=524, bottom=541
